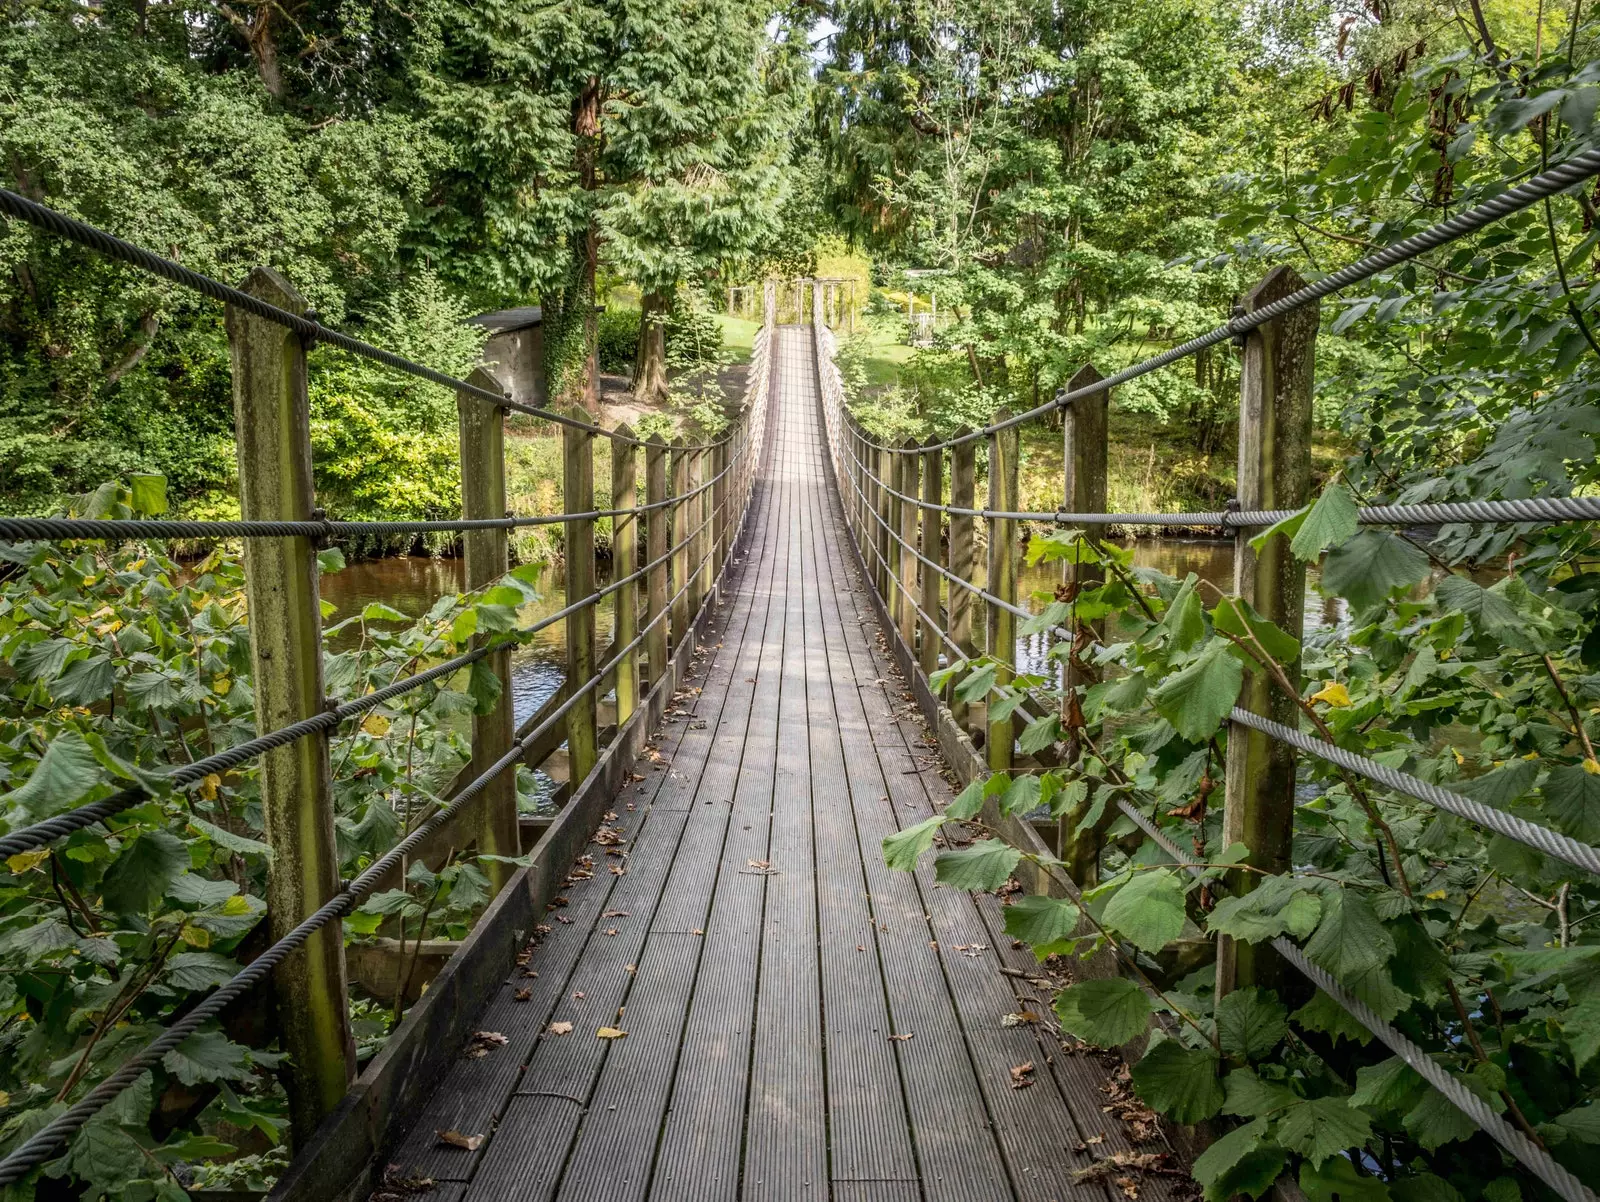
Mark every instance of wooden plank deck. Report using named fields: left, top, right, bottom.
left=374, top=327, right=1177, bottom=1202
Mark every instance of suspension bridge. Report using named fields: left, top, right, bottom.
left=2, top=147, right=1600, bottom=1202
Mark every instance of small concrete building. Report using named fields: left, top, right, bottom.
left=469, top=306, right=546, bottom=409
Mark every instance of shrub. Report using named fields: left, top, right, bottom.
left=598, top=307, right=641, bottom=374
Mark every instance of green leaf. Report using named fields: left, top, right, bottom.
left=999, top=774, right=1041, bottom=817
left=1158, top=574, right=1204, bottom=651
left=1457, top=760, right=1539, bottom=809
left=165, top=952, right=244, bottom=992
left=1391, top=1176, right=1464, bottom=1202
left=101, top=1071, right=153, bottom=1128
left=129, top=474, right=168, bottom=516
left=166, top=873, right=239, bottom=907
left=1003, top=894, right=1081, bottom=954
left=1304, top=889, right=1394, bottom=978
left=1, top=732, right=104, bottom=820
left=955, top=663, right=997, bottom=702
left=1018, top=715, right=1062, bottom=755
left=884, top=814, right=945, bottom=871
left=63, top=1119, right=145, bottom=1189
left=933, top=839, right=1021, bottom=892
left=162, top=1029, right=253, bottom=1086
left=359, top=888, right=420, bottom=916
left=1350, top=1057, right=1424, bottom=1114
left=1275, top=1096, right=1373, bottom=1167
left=1435, top=574, right=1521, bottom=643
left=0, top=918, right=77, bottom=958
left=1319, top=531, right=1429, bottom=610
left=1151, top=639, right=1243, bottom=741
left=1249, top=508, right=1307, bottom=555
left=361, top=602, right=411, bottom=622
left=1222, top=1068, right=1300, bottom=1117
left=1402, top=1085, right=1477, bottom=1150
left=1193, top=1118, right=1281, bottom=1202
left=1291, top=990, right=1373, bottom=1046
left=1102, top=868, right=1186, bottom=953
left=1054, top=977, right=1151, bottom=1046
left=1130, top=1034, right=1224, bottom=1123
left=1553, top=1102, right=1600, bottom=1143
left=1299, top=1155, right=1391, bottom=1202
left=468, top=659, right=502, bottom=715
left=188, top=816, right=273, bottom=860
left=1215, top=987, right=1287, bottom=1059
left=1207, top=880, right=1322, bottom=943
left=450, top=608, right=477, bottom=643
left=1289, top=483, right=1359, bottom=560
left=1542, top=764, right=1600, bottom=842
left=100, top=829, right=189, bottom=915
left=945, top=779, right=985, bottom=821
left=1209, top=596, right=1300, bottom=666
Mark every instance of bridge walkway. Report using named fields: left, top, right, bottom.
left=375, top=327, right=1166, bottom=1202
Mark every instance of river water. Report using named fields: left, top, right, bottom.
left=318, top=538, right=1340, bottom=715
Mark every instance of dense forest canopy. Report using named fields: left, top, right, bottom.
left=7, top=1, right=1600, bottom=1199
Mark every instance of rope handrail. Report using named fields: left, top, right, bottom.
left=0, top=533, right=724, bottom=1185
left=848, top=145, right=1600, bottom=457
left=0, top=186, right=732, bottom=453
left=0, top=498, right=727, bottom=860
left=839, top=461, right=1600, bottom=532
left=0, top=453, right=740, bottom=544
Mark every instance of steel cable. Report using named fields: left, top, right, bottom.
left=0, top=524, right=736, bottom=1184
left=0, top=187, right=734, bottom=453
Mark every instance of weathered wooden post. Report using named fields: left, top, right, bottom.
left=919, top=439, right=944, bottom=678
left=1218, top=266, right=1317, bottom=998
left=948, top=428, right=977, bottom=731
left=875, top=444, right=893, bottom=599
left=987, top=415, right=1019, bottom=772
left=644, top=435, right=670, bottom=689
left=564, top=420, right=599, bottom=789
left=670, top=440, right=690, bottom=646
left=897, top=441, right=920, bottom=647
left=610, top=425, right=640, bottom=726
left=225, top=268, right=354, bottom=1140
left=1059, top=363, right=1109, bottom=883
left=686, top=446, right=705, bottom=622
left=458, top=369, right=521, bottom=891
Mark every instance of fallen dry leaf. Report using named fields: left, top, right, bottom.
left=602, top=909, right=630, bottom=918
left=514, top=987, right=532, bottom=1002
left=1000, top=1010, right=1041, bottom=1027
left=464, top=1031, right=509, bottom=1058
left=888, top=1032, right=914, bottom=1042
left=604, top=928, right=618, bottom=936
left=436, top=1129, right=484, bottom=1152
left=572, top=991, right=585, bottom=1000
left=548, top=1021, right=574, bottom=1036
left=1010, top=1061, right=1035, bottom=1089
left=597, top=1027, right=628, bottom=1040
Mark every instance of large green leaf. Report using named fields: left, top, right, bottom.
left=1275, top=1096, right=1373, bottom=1167
left=1299, top=1155, right=1391, bottom=1202
left=1351, top=1057, right=1424, bottom=1114
left=1435, top=574, right=1521, bottom=643
left=999, top=774, right=1041, bottom=817
left=1151, top=639, right=1243, bottom=742
left=1192, top=1118, right=1283, bottom=1202
left=1, top=732, right=104, bottom=820
left=100, top=829, right=190, bottom=915
left=1158, top=573, right=1204, bottom=651
left=165, top=952, right=245, bottom=992
left=1002, top=894, right=1081, bottom=955
left=1304, top=889, right=1394, bottom=978
left=1102, top=867, right=1186, bottom=953
left=1053, top=977, right=1151, bottom=1046
left=1402, top=1085, right=1477, bottom=1150
left=1209, top=596, right=1300, bottom=666
left=932, top=839, right=1020, bottom=892
left=883, top=814, right=945, bottom=872
left=1542, top=764, right=1600, bottom=842
left=1206, top=879, right=1322, bottom=943
left=162, top=1029, right=254, bottom=1086
left=1222, top=1068, right=1300, bottom=1117
left=62, top=1119, right=146, bottom=1191
left=1289, top=482, right=1359, bottom=560
left=1130, top=1034, right=1224, bottom=1123
left=1319, top=531, right=1428, bottom=610
left=1215, top=987, right=1287, bottom=1059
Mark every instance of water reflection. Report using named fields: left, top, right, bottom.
left=320, top=556, right=615, bottom=728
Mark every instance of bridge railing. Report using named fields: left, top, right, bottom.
left=0, top=189, right=772, bottom=1185
left=810, top=154, right=1600, bottom=1202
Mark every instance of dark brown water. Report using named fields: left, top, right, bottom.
left=320, top=557, right=615, bottom=728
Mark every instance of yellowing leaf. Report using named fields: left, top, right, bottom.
left=1426, top=889, right=1448, bottom=900
left=1584, top=758, right=1600, bottom=776
left=1310, top=681, right=1351, bottom=707
left=548, top=1021, right=574, bottom=1035
left=596, top=1027, right=628, bottom=1039
left=6, top=849, right=50, bottom=874
left=198, top=774, right=222, bottom=801
left=212, top=676, right=232, bottom=696
left=181, top=925, right=212, bottom=948
left=95, top=620, right=123, bottom=635
left=361, top=712, right=391, bottom=737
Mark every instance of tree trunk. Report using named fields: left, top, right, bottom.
left=575, top=78, right=602, bottom=414
left=632, top=290, right=671, bottom=405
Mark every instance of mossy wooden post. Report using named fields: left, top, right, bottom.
left=564, top=419, right=598, bottom=790
left=457, top=369, right=520, bottom=891
left=875, top=445, right=893, bottom=598
left=644, top=435, right=670, bottom=689
left=694, top=444, right=713, bottom=607
left=1218, top=265, right=1317, bottom=999
left=1059, top=363, right=1109, bottom=884
left=225, top=267, right=354, bottom=1141
left=685, top=446, right=704, bottom=623
left=897, top=440, right=920, bottom=648
left=610, top=424, right=640, bottom=726
left=919, top=438, right=943, bottom=678
left=987, top=415, right=1019, bottom=772
left=670, top=440, right=690, bottom=646
left=947, top=428, right=977, bottom=730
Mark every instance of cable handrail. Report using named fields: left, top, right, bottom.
left=0, top=496, right=729, bottom=860
left=0, top=532, right=725, bottom=1185
left=0, top=186, right=731, bottom=452
left=0, top=453, right=738, bottom=544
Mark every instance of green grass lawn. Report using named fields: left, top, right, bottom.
left=716, top=313, right=761, bottom=363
